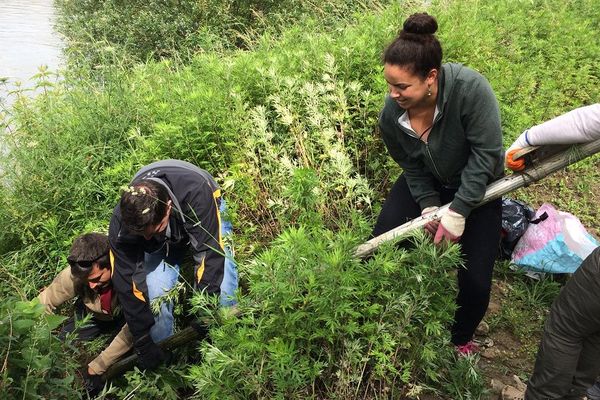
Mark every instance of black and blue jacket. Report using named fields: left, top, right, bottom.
left=108, top=159, right=225, bottom=341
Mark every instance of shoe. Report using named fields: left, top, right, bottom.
left=455, top=341, right=480, bottom=356
left=587, top=382, right=600, bottom=400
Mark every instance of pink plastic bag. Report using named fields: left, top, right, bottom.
left=511, top=203, right=599, bottom=273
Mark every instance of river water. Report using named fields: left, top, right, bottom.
left=0, top=0, right=64, bottom=106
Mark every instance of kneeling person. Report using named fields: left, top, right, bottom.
left=38, top=233, right=133, bottom=394
left=109, top=159, right=239, bottom=371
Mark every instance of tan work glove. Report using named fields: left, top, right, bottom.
left=421, top=206, right=440, bottom=236
left=434, top=209, right=465, bottom=244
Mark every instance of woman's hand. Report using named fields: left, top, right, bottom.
left=434, top=209, right=465, bottom=244
left=421, top=206, right=440, bottom=236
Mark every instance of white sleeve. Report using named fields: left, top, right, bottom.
left=525, top=104, right=600, bottom=145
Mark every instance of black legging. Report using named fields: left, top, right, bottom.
left=372, top=174, right=502, bottom=345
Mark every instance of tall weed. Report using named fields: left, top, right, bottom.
left=188, top=228, right=465, bottom=398
left=0, top=298, right=81, bottom=399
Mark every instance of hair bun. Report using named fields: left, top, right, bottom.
left=403, top=12, right=438, bottom=35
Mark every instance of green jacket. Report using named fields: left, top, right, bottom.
left=379, top=63, right=504, bottom=217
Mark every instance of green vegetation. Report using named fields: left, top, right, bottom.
left=189, top=229, right=475, bottom=398
left=0, top=299, right=80, bottom=399
left=55, top=0, right=386, bottom=66
left=1, top=0, right=599, bottom=397
left=489, top=262, right=562, bottom=357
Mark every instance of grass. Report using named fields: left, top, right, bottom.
left=482, top=261, right=565, bottom=390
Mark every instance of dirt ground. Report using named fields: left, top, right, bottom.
left=476, top=282, right=538, bottom=399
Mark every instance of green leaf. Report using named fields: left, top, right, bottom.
left=12, top=319, right=37, bottom=331
left=44, top=314, right=67, bottom=330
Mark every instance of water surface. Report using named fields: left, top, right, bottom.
left=0, top=0, right=63, bottom=103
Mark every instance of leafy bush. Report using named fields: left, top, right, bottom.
left=0, top=61, right=240, bottom=296
left=0, top=5, right=392, bottom=294
left=188, top=227, right=472, bottom=398
left=1, top=74, right=141, bottom=295
left=0, top=298, right=80, bottom=399
left=228, top=57, right=377, bottom=235
left=55, top=0, right=387, bottom=65
left=96, top=365, right=189, bottom=400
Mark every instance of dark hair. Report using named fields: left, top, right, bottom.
left=120, top=180, right=169, bottom=234
left=68, top=233, right=110, bottom=280
left=382, top=12, right=442, bottom=78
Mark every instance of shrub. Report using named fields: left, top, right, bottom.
left=54, top=0, right=387, bottom=66
left=0, top=298, right=81, bottom=399
left=187, top=227, right=472, bottom=398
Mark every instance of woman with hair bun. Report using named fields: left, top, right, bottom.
left=373, top=12, right=504, bottom=354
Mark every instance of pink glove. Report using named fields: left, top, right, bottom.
left=421, top=206, right=440, bottom=236
left=434, top=209, right=465, bottom=244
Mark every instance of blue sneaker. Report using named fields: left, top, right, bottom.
left=587, top=382, right=600, bottom=400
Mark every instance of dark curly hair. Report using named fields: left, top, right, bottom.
left=68, top=233, right=110, bottom=279
left=382, top=12, right=443, bottom=78
left=120, top=180, right=170, bottom=234
left=67, top=233, right=110, bottom=301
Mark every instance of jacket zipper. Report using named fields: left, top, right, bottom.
left=396, top=107, right=449, bottom=184
left=425, top=143, right=447, bottom=184
left=425, top=109, right=449, bottom=184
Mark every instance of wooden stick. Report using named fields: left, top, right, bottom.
left=354, top=139, right=600, bottom=259
left=103, top=326, right=200, bottom=380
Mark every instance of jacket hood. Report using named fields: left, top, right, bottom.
left=437, top=63, right=464, bottom=112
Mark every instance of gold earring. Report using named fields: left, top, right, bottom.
left=427, top=86, right=432, bottom=96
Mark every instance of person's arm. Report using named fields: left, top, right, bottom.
left=184, top=185, right=226, bottom=296
left=514, top=104, right=600, bottom=149
left=87, top=324, right=133, bottom=375
left=451, top=77, right=503, bottom=218
left=506, top=104, right=600, bottom=170
left=37, top=267, right=77, bottom=314
left=108, top=211, right=155, bottom=341
left=435, top=76, right=502, bottom=243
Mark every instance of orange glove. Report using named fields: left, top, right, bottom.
left=505, top=148, right=526, bottom=171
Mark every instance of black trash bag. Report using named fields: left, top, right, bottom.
left=499, top=197, right=536, bottom=260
